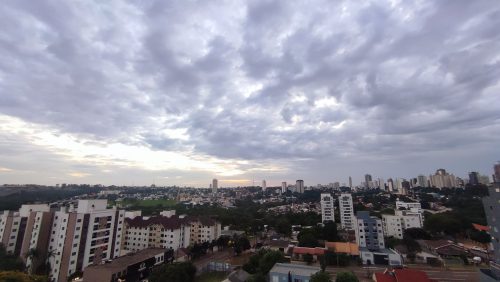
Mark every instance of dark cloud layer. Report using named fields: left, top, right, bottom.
left=0, top=0, right=499, bottom=185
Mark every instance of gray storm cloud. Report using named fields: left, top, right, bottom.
left=0, top=0, right=499, bottom=185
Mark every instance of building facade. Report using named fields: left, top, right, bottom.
left=47, top=200, right=125, bottom=282
left=212, top=179, right=218, bottom=194
left=123, top=215, right=221, bottom=254
left=320, top=193, right=334, bottom=223
left=281, top=182, right=287, bottom=194
left=429, top=169, right=457, bottom=188
left=480, top=182, right=500, bottom=281
left=296, top=180, right=304, bottom=193
left=382, top=211, right=422, bottom=239
left=0, top=204, right=52, bottom=274
left=339, top=193, right=355, bottom=230
left=355, top=211, right=384, bottom=251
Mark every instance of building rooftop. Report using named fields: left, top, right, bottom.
left=269, top=263, right=320, bottom=277
left=325, top=242, right=359, bottom=255
left=373, top=269, right=437, bottom=282
left=84, top=248, right=166, bottom=273
left=292, top=247, right=326, bottom=255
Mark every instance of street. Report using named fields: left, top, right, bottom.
left=326, top=265, right=480, bottom=282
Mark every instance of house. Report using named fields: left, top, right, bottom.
left=291, top=247, right=326, bottom=262
left=267, top=239, right=292, bottom=254
left=269, top=263, right=321, bottom=282
left=417, top=240, right=466, bottom=259
left=372, top=268, right=438, bottom=282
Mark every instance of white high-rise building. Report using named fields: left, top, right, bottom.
left=417, top=175, right=427, bottom=187
left=296, top=180, right=304, bottom=193
left=212, top=179, right=218, bottom=194
left=320, top=193, right=335, bottom=223
left=377, top=178, right=384, bottom=190
left=339, top=193, right=355, bottom=230
left=0, top=204, right=52, bottom=274
left=281, top=182, right=287, bottom=194
left=387, top=178, right=394, bottom=192
left=47, top=200, right=125, bottom=282
left=262, top=180, right=267, bottom=191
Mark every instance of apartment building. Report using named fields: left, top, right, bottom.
left=188, top=216, right=221, bottom=245
left=355, top=211, right=385, bottom=251
left=320, top=193, right=334, bottom=223
left=123, top=215, right=221, bottom=254
left=382, top=211, right=422, bottom=239
left=355, top=211, right=402, bottom=266
left=0, top=203, right=52, bottom=273
left=395, top=200, right=424, bottom=226
left=339, top=193, right=355, bottom=230
left=123, top=215, right=190, bottom=253
left=47, top=200, right=125, bottom=282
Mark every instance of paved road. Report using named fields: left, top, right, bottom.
left=326, top=266, right=479, bottom=282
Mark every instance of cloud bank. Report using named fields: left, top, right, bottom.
left=0, top=0, right=499, bottom=186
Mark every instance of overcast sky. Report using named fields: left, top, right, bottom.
left=0, top=0, right=499, bottom=187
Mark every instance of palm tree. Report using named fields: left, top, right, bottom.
left=25, top=248, right=40, bottom=273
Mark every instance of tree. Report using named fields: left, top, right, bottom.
left=247, top=273, right=266, bottom=282
left=424, top=213, right=461, bottom=236
left=149, top=262, right=196, bottom=282
left=298, top=231, right=319, bottom=248
left=258, top=251, right=285, bottom=274
left=335, top=271, right=359, bottom=282
left=0, top=271, right=47, bottom=282
left=0, top=245, right=25, bottom=271
left=311, top=271, right=332, bottom=282
left=470, top=230, right=491, bottom=244
left=403, top=228, right=431, bottom=240
left=321, top=222, right=339, bottom=241
left=303, top=253, right=314, bottom=264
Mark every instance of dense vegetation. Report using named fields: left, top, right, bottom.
left=149, top=262, right=197, bottom=282
left=0, top=186, right=101, bottom=210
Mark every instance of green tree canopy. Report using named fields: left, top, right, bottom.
left=258, top=251, right=285, bottom=274
left=311, top=271, right=332, bottom=282
left=298, top=230, right=320, bottom=248
left=149, top=262, right=196, bottom=282
left=335, top=271, right=359, bottom=282
left=321, top=222, right=339, bottom=242
left=0, top=245, right=25, bottom=272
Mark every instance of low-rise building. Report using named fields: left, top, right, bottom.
left=82, top=248, right=173, bottom=282
left=269, top=263, right=320, bottom=282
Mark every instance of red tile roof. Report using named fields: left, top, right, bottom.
left=374, top=269, right=433, bottom=282
left=394, top=269, right=432, bottom=282
left=472, top=223, right=490, bottom=232
left=292, top=247, right=325, bottom=255
left=373, top=273, right=396, bottom=282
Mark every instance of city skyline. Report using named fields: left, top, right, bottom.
left=1, top=1, right=500, bottom=187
